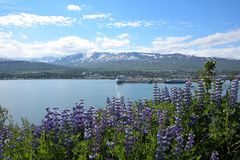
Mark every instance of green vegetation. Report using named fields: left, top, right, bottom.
left=0, top=77, right=240, bottom=159
left=0, top=61, right=240, bottom=159
left=201, top=60, right=216, bottom=92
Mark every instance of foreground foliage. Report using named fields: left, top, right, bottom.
left=0, top=78, right=240, bottom=160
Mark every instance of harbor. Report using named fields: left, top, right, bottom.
left=116, top=75, right=189, bottom=84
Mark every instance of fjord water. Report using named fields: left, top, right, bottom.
left=0, top=79, right=238, bottom=124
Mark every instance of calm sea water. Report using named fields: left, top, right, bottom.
left=0, top=79, right=238, bottom=124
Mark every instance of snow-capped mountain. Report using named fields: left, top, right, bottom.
left=0, top=57, right=11, bottom=62
left=20, top=52, right=240, bottom=71
left=53, top=52, right=199, bottom=64
left=31, top=56, right=61, bottom=63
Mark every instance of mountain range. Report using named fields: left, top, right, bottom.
left=34, top=52, right=240, bottom=72
left=0, top=60, right=69, bottom=73
left=1, top=52, right=240, bottom=73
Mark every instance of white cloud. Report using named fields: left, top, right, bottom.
left=152, top=36, right=191, bottom=47
left=0, top=32, right=131, bottom=58
left=117, top=33, right=129, bottom=39
left=21, top=34, right=28, bottom=39
left=27, top=36, right=97, bottom=57
left=152, top=29, right=240, bottom=52
left=67, top=4, right=81, bottom=11
left=0, top=33, right=97, bottom=58
left=151, top=36, right=192, bottom=53
left=82, top=13, right=110, bottom=20
left=0, top=13, right=76, bottom=27
left=0, top=32, right=13, bottom=40
left=1, top=28, right=240, bottom=59
left=96, top=34, right=130, bottom=49
left=185, top=47, right=240, bottom=59
left=108, top=21, right=153, bottom=27
left=150, top=29, right=240, bottom=59
left=190, top=29, right=240, bottom=48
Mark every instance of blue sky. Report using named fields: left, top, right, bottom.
left=0, top=0, right=240, bottom=59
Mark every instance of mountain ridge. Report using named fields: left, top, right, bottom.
left=0, top=60, right=70, bottom=73
left=1, top=52, right=240, bottom=72
left=41, top=52, right=240, bottom=71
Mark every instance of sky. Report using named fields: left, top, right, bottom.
left=0, top=0, right=240, bottom=59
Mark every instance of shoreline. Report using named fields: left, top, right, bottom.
left=0, top=77, right=199, bottom=83
left=0, top=77, right=230, bottom=83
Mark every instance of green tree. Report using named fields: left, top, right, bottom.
left=229, top=72, right=237, bottom=82
left=201, top=60, right=216, bottom=93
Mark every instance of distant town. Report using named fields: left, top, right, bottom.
left=0, top=69, right=237, bottom=84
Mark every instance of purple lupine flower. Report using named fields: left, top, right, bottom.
left=106, top=141, right=115, bottom=148
left=33, top=126, right=42, bottom=138
left=125, top=99, right=134, bottom=126
left=162, top=132, right=170, bottom=151
left=155, top=130, right=165, bottom=160
left=189, top=115, right=198, bottom=126
left=120, top=106, right=128, bottom=127
left=212, top=79, right=222, bottom=107
left=170, top=87, right=182, bottom=115
left=171, top=88, right=183, bottom=114
left=124, top=126, right=136, bottom=157
left=71, top=100, right=85, bottom=133
left=175, top=134, right=184, bottom=155
left=114, top=98, right=124, bottom=131
left=176, top=102, right=182, bottom=115
left=156, top=126, right=175, bottom=155
left=120, top=96, right=126, bottom=109
left=106, top=140, right=115, bottom=158
left=0, top=132, right=4, bottom=159
left=142, top=98, right=148, bottom=108
left=162, top=121, right=184, bottom=156
left=83, top=106, right=95, bottom=139
left=156, top=109, right=163, bottom=126
left=137, top=99, right=144, bottom=111
left=158, top=88, right=162, bottom=103
left=174, top=116, right=182, bottom=130
left=185, top=132, right=195, bottom=151
left=89, top=154, right=97, bottom=160
left=115, top=98, right=122, bottom=119
left=197, top=81, right=204, bottom=108
left=153, top=83, right=159, bottom=104
left=184, top=81, right=192, bottom=108
left=156, top=109, right=167, bottom=130
left=42, top=107, right=61, bottom=133
left=171, top=87, right=179, bottom=105
left=143, top=107, right=152, bottom=121
left=210, top=151, right=219, bottom=160
left=110, top=96, right=117, bottom=111
left=127, top=98, right=133, bottom=108
left=84, top=127, right=91, bottom=139
left=159, top=89, right=165, bottom=103
left=63, top=138, right=73, bottom=147
left=133, top=99, right=146, bottom=132
left=143, top=106, right=152, bottom=123
left=1, top=128, right=14, bottom=151
left=106, top=97, right=111, bottom=108
left=106, top=98, right=115, bottom=127
left=85, top=106, right=95, bottom=126
left=92, top=112, right=102, bottom=146
left=99, top=110, right=108, bottom=133
left=143, top=127, right=148, bottom=135
left=142, top=107, right=153, bottom=135
left=229, top=79, right=239, bottom=106
left=164, top=87, right=171, bottom=103
left=173, top=115, right=183, bottom=155
left=60, top=109, right=72, bottom=134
